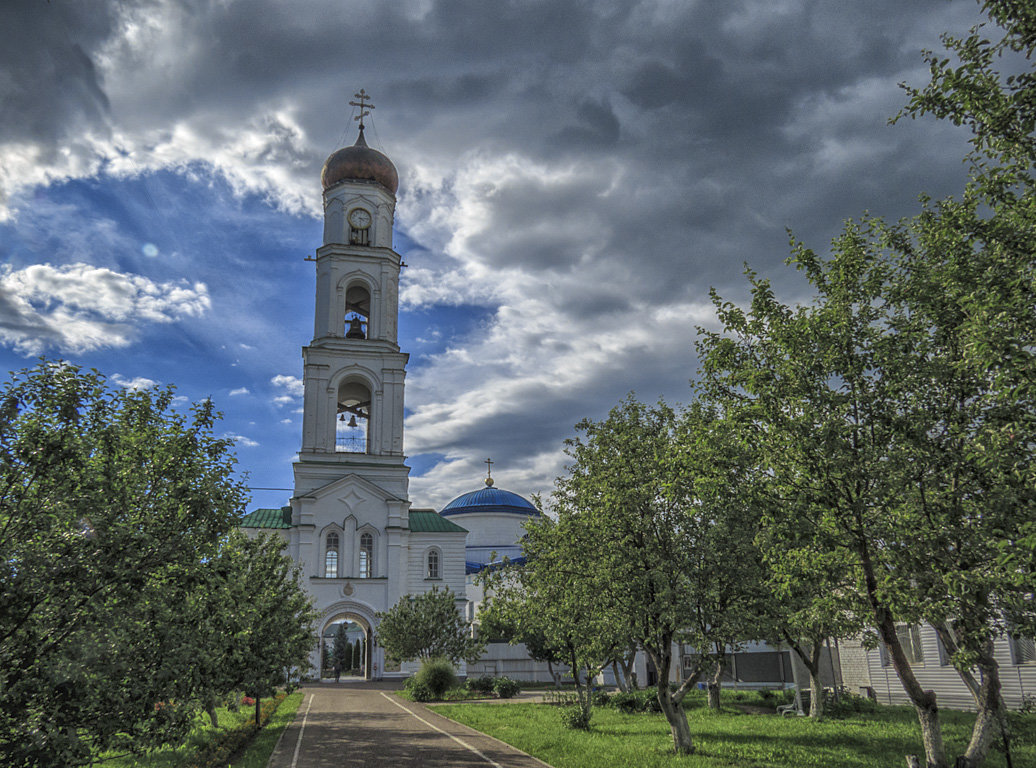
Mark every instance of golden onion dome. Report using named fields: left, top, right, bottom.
left=321, top=126, right=398, bottom=194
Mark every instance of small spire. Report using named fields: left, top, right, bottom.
left=484, top=457, right=494, bottom=487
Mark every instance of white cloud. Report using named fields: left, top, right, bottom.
left=271, top=374, right=304, bottom=396
left=229, top=387, right=250, bottom=396
left=0, top=263, right=210, bottom=355
left=226, top=433, right=259, bottom=448
left=111, top=373, right=158, bottom=390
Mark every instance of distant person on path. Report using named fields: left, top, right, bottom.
left=333, top=663, right=341, bottom=683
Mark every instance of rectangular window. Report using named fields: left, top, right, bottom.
left=1012, top=635, right=1036, bottom=665
left=895, top=624, right=924, bottom=665
left=937, top=632, right=951, bottom=666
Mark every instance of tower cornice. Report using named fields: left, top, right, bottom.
left=315, top=244, right=402, bottom=266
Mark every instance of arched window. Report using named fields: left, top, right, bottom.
left=427, top=549, right=440, bottom=579
left=325, top=532, right=339, bottom=578
left=344, top=283, right=371, bottom=340
left=336, top=379, right=371, bottom=453
left=359, top=533, right=373, bottom=578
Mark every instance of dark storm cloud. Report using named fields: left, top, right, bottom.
left=0, top=0, right=992, bottom=504
left=0, top=2, right=117, bottom=146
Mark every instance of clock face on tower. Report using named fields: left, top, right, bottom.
left=348, top=208, right=372, bottom=230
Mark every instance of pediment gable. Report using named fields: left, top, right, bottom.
left=308, top=473, right=405, bottom=506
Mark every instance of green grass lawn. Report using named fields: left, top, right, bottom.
left=432, top=699, right=1036, bottom=768
left=96, top=691, right=303, bottom=768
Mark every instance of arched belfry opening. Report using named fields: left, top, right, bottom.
left=344, top=282, right=370, bottom=340
left=336, top=379, right=370, bottom=453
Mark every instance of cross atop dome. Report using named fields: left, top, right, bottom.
left=348, top=88, right=375, bottom=135
left=484, top=457, right=494, bottom=487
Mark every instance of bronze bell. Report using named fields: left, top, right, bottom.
left=348, top=414, right=358, bottom=427
left=346, top=317, right=366, bottom=339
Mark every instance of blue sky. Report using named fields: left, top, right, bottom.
left=0, top=0, right=988, bottom=510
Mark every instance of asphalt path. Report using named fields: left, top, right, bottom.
left=265, top=682, right=552, bottom=768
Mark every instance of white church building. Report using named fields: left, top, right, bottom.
left=240, top=107, right=542, bottom=680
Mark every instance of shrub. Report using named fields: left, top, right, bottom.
left=828, top=691, right=880, bottom=716
left=612, top=691, right=643, bottom=714
left=408, top=681, right=434, bottom=702
left=466, top=675, right=496, bottom=695
left=591, top=689, right=611, bottom=707
left=645, top=689, right=662, bottom=712
left=415, top=657, right=457, bottom=700
left=560, top=705, right=592, bottom=730
left=494, top=677, right=521, bottom=699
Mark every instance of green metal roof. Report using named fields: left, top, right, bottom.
left=240, top=506, right=292, bottom=529
left=409, top=510, right=467, bottom=533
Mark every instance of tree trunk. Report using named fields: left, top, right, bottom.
left=915, top=699, right=946, bottom=768
left=957, top=647, right=1007, bottom=768
left=934, top=623, right=981, bottom=703
left=611, top=660, right=628, bottom=692
left=648, top=645, right=695, bottom=754
left=809, top=664, right=825, bottom=720
left=707, top=657, right=723, bottom=710
left=784, top=633, right=826, bottom=720
left=255, top=695, right=261, bottom=727
left=569, top=645, right=592, bottom=723
left=206, top=702, right=219, bottom=728
left=657, top=688, right=695, bottom=755
left=622, top=647, right=639, bottom=691
left=861, top=545, right=947, bottom=768
left=546, top=659, right=560, bottom=688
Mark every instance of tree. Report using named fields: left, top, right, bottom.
left=754, top=527, right=865, bottom=720
left=477, top=594, right=568, bottom=687
left=697, top=5, right=1036, bottom=762
left=525, top=398, right=765, bottom=752
left=331, top=624, right=351, bottom=675
left=199, top=530, right=317, bottom=725
left=699, top=210, right=1035, bottom=764
left=376, top=587, right=485, bottom=666
left=0, top=362, right=248, bottom=767
left=481, top=514, right=620, bottom=729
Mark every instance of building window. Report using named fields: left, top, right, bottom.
left=427, top=549, right=440, bottom=579
left=359, top=532, right=373, bottom=578
left=896, top=624, right=924, bottom=665
left=325, top=532, right=339, bottom=578
left=1012, top=635, right=1036, bottom=665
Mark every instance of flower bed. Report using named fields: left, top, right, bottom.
left=182, top=691, right=287, bottom=768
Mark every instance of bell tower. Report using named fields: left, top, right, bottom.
left=299, top=100, right=405, bottom=461
left=289, top=91, right=411, bottom=618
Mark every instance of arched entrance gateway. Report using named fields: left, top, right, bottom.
left=319, top=601, right=381, bottom=681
